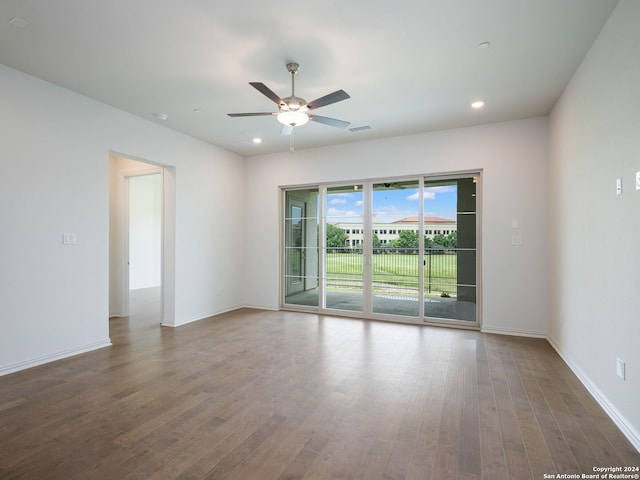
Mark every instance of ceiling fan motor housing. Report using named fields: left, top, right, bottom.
left=280, top=96, right=308, bottom=112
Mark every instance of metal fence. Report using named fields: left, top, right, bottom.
left=325, top=248, right=459, bottom=297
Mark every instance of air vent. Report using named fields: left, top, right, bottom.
left=348, top=125, right=372, bottom=133
left=8, top=17, right=29, bottom=28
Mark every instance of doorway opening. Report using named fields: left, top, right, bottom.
left=128, top=173, right=162, bottom=323
left=108, top=153, right=175, bottom=327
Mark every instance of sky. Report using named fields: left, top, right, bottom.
left=326, top=184, right=458, bottom=223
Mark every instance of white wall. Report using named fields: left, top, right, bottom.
left=0, top=63, right=245, bottom=374
left=243, top=117, right=550, bottom=337
left=549, top=0, right=640, bottom=449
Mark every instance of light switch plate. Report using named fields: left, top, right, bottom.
left=511, top=219, right=519, bottom=229
left=63, top=233, right=77, bottom=245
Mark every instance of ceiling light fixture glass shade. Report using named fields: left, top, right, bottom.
left=277, top=111, right=309, bottom=127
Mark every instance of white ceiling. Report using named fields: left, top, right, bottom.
left=0, top=0, right=618, bottom=156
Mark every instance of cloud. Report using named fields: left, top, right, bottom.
left=327, top=208, right=360, bottom=220
left=407, top=190, right=436, bottom=201
left=407, top=185, right=456, bottom=201
left=355, top=200, right=363, bottom=206
left=373, top=205, right=400, bottom=215
left=327, top=208, right=356, bottom=217
left=426, top=185, right=456, bottom=193
left=330, top=198, right=347, bottom=205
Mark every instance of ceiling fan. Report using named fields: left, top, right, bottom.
left=227, top=62, right=351, bottom=150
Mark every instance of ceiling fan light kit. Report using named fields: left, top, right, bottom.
left=228, top=61, right=351, bottom=150
left=277, top=111, right=309, bottom=127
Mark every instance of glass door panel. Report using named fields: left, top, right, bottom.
left=371, top=180, right=420, bottom=317
left=324, top=185, right=363, bottom=312
left=423, top=177, right=477, bottom=322
left=284, top=188, right=319, bottom=307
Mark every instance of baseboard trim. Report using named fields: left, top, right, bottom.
left=244, top=304, right=279, bottom=312
left=480, top=326, right=547, bottom=338
left=162, top=304, right=244, bottom=327
left=547, top=335, right=640, bottom=453
left=0, top=339, right=112, bottom=377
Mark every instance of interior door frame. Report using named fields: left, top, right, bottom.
left=109, top=152, right=176, bottom=326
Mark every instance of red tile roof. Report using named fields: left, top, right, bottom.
left=392, top=216, right=456, bottom=224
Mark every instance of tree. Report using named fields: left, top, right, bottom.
left=372, top=232, right=382, bottom=249
left=424, top=236, right=433, bottom=249
left=326, top=224, right=349, bottom=248
left=391, top=230, right=419, bottom=249
left=445, top=231, right=457, bottom=248
left=432, top=233, right=447, bottom=247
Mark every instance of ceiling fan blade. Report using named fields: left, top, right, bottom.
left=249, top=82, right=283, bottom=105
left=309, top=115, right=350, bottom=129
left=306, top=90, right=350, bottom=110
left=227, top=112, right=276, bottom=117
left=280, top=124, right=293, bottom=136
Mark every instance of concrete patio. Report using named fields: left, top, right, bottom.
left=284, top=288, right=476, bottom=322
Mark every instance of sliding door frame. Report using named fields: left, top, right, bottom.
left=280, top=170, right=482, bottom=329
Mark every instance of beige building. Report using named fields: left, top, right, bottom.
left=334, top=216, right=457, bottom=246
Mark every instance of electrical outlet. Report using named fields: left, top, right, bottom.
left=616, top=178, right=622, bottom=195
left=616, top=358, right=626, bottom=380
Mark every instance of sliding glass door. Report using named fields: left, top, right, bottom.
left=422, top=176, right=477, bottom=322
left=324, top=185, right=364, bottom=313
left=282, top=173, right=480, bottom=326
left=371, top=180, right=421, bottom=318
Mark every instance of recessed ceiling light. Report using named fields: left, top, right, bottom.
left=8, top=17, right=29, bottom=28
left=252, top=137, right=262, bottom=144
left=153, top=113, right=168, bottom=121
left=471, top=101, right=485, bottom=109
left=477, top=41, right=491, bottom=49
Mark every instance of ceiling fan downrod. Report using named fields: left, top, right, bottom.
left=287, top=62, right=299, bottom=99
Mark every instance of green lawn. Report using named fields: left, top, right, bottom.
left=325, top=252, right=458, bottom=295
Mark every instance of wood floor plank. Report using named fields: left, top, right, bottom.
left=502, top=349, right=557, bottom=478
left=1, top=304, right=638, bottom=479
left=458, top=338, right=481, bottom=477
left=475, top=339, right=509, bottom=480
left=510, top=353, right=581, bottom=474
left=488, top=341, right=535, bottom=479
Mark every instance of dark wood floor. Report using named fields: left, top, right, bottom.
left=1, top=303, right=638, bottom=479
